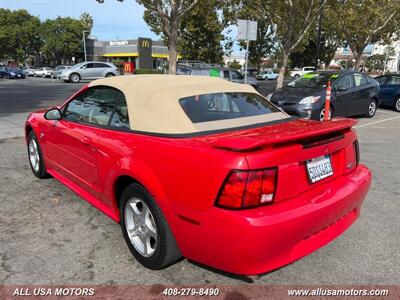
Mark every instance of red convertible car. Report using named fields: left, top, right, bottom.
left=25, top=75, right=371, bottom=275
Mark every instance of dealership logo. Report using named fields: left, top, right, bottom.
left=109, top=40, right=129, bottom=46
left=141, top=40, right=150, bottom=48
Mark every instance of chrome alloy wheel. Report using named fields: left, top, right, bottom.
left=369, top=101, right=376, bottom=116
left=395, top=98, right=400, bottom=112
left=70, top=73, right=80, bottom=83
left=124, top=198, right=157, bottom=257
left=28, top=138, right=40, bottom=172
left=319, top=108, right=331, bottom=121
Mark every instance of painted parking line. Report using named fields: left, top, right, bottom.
left=354, top=115, right=400, bottom=128
left=376, top=110, right=398, bottom=116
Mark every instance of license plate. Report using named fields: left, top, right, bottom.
left=306, top=155, right=333, bottom=183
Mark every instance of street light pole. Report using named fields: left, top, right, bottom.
left=315, top=0, right=324, bottom=69
left=82, top=30, right=88, bottom=62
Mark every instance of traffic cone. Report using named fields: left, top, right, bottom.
left=324, top=80, right=331, bottom=121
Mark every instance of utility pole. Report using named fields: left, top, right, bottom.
left=315, top=0, right=324, bottom=69
left=237, top=19, right=257, bottom=84
left=82, top=30, right=88, bottom=62
left=244, top=40, right=250, bottom=84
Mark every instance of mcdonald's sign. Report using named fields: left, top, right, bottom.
left=124, top=62, right=135, bottom=74
left=138, top=37, right=152, bottom=69
left=141, top=39, right=150, bottom=48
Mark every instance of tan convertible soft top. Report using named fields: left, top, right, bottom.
left=89, top=75, right=288, bottom=134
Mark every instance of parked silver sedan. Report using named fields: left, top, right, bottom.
left=59, top=61, right=119, bottom=83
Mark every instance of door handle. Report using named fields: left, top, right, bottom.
left=81, top=136, right=92, bottom=145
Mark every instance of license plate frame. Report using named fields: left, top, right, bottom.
left=306, top=155, right=333, bottom=183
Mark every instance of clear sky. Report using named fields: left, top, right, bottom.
left=0, top=0, right=242, bottom=54
left=0, top=0, right=160, bottom=41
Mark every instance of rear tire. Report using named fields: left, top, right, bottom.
left=395, top=97, right=400, bottom=112
left=27, top=131, right=50, bottom=179
left=294, top=74, right=300, bottom=79
left=319, top=107, right=332, bottom=121
left=365, top=99, right=377, bottom=118
left=119, top=183, right=182, bottom=270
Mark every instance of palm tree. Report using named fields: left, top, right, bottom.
left=80, top=12, right=93, bottom=33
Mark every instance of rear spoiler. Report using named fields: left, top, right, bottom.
left=199, top=118, right=357, bottom=152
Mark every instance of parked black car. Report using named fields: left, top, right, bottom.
left=0, top=67, right=25, bottom=79
left=268, top=71, right=380, bottom=121
left=375, top=74, right=400, bottom=112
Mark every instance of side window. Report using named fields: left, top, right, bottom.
left=231, top=71, right=243, bottom=80
left=353, top=73, right=368, bottom=86
left=82, top=63, right=94, bottom=69
left=177, top=67, right=191, bottom=75
left=387, top=76, right=400, bottom=85
left=94, top=63, right=110, bottom=68
left=336, top=74, right=354, bottom=89
left=109, top=103, right=129, bottom=128
left=375, top=76, right=387, bottom=85
left=64, top=86, right=129, bottom=128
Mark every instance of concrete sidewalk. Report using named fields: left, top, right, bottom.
left=0, top=112, right=29, bottom=140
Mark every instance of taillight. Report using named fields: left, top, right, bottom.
left=353, top=140, right=360, bottom=165
left=216, top=168, right=277, bottom=209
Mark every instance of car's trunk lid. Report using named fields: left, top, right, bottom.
left=194, top=118, right=357, bottom=152
left=194, top=117, right=359, bottom=203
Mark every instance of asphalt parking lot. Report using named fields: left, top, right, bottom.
left=0, top=77, right=399, bottom=285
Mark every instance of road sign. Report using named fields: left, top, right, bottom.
left=237, top=19, right=257, bottom=41
left=237, top=19, right=258, bottom=84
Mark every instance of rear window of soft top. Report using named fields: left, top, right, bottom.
left=179, top=92, right=279, bottom=123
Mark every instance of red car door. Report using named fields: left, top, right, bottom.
left=45, top=120, right=100, bottom=195
left=44, top=86, right=118, bottom=198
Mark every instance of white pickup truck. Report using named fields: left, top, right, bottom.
left=290, top=66, right=316, bottom=79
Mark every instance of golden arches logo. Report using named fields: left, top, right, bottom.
left=124, top=62, right=133, bottom=73
left=141, top=40, right=150, bottom=48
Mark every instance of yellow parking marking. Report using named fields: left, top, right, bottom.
left=355, top=115, right=400, bottom=128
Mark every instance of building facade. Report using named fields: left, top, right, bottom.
left=86, top=38, right=175, bottom=70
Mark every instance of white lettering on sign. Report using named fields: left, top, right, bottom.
left=109, top=40, right=129, bottom=46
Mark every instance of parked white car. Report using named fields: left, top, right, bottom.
left=290, top=66, right=316, bottom=79
left=24, top=67, right=36, bottom=77
left=58, top=61, right=120, bottom=83
left=256, top=69, right=278, bottom=80
left=34, top=67, right=53, bottom=78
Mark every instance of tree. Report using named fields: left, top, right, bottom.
left=97, top=0, right=198, bottom=74
left=177, top=0, right=231, bottom=63
left=332, top=0, right=400, bottom=69
left=257, top=0, right=327, bottom=89
left=80, top=12, right=94, bottom=33
left=41, top=17, right=86, bottom=65
left=289, top=39, right=317, bottom=68
left=228, top=59, right=242, bottom=70
left=0, top=9, right=42, bottom=63
left=317, top=6, right=345, bottom=68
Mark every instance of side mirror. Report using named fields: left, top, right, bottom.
left=44, top=108, right=62, bottom=121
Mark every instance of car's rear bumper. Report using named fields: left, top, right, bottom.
left=167, top=164, right=371, bottom=275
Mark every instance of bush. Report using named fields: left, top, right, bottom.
left=134, top=69, right=164, bottom=75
